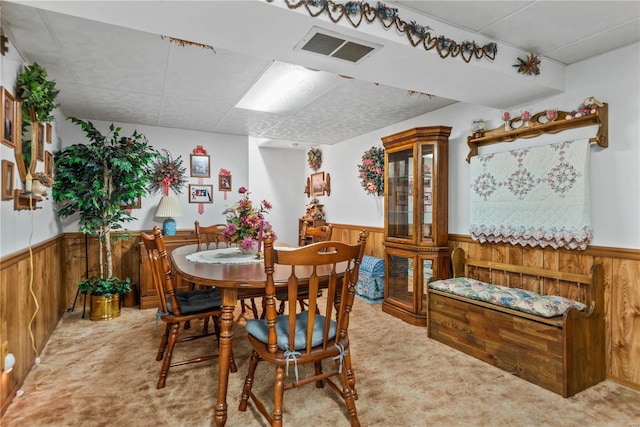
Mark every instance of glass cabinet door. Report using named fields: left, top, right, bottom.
left=420, top=144, right=434, bottom=242
left=385, top=252, right=414, bottom=309
left=386, top=147, right=414, bottom=240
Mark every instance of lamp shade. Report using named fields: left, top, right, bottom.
left=155, top=196, right=183, bottom=236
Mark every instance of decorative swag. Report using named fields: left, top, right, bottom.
left=469, top=139, right=592, bottom=250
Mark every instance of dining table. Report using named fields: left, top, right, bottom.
left=171, top=243, right=345, bottom=427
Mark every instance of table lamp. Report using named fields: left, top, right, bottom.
left=155, top=195, right=183, bottom=236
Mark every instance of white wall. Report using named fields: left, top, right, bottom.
left=54, top=117, right=251, bottom=236
left=321, top=42, right=640, bottom=250
left=2, top=40, right=638, bottom=257
left=0, top=40, right=64, bottom=257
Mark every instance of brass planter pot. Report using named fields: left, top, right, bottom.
left=90, top=294, right=121, bottom=321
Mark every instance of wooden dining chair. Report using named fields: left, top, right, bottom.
left=141, top=225, right=236, bottom=389
left=239, top=231, right=368, bottom=427
left=194, top=221, right=261, bottom=319
left=300, top=222, right=334, bottom=246
left=276, top=223, right=334, bottom=315
left=194, top=221, right=227, bottom=250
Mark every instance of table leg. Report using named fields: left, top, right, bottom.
left=214, top=289, right=238, bottom=427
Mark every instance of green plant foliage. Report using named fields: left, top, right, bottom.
left=16, top=62, right=60, bottom=123
left=52, top=118, right=159, bottom=281
left=78, top=276, right=132, bottom=297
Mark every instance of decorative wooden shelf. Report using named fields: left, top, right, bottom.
left=466, top=103, right=608, bottom=162
left=14, top=190, right=42, bottom=210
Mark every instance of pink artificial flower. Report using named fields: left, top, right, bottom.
left=238, top=187, right=248, bottom=194
left=262, top=200, right=272, bottom=209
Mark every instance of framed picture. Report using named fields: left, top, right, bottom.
left=189, top=184, right=213, bottom=203
left=218, top=174, right=232, bottom=191
left=2, top=160, right=14, bottom=200
left=1, top=87, right=16, bottom=147
left=190, top=154, right=210, bottom=178
left=424, top=192, right=432, bottom=206
left=45, top=151, right=54, bottom=176
left=120, top=195, right=141, bottom=209
left=311, top=171, right=325, bottom=197
left=45, top=123, right=52, bottom=143
left=37, top=123, right=45, bottom=161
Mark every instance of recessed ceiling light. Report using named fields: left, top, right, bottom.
left=236, top=61, right=344, bottom=114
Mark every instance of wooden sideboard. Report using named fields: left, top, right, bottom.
left=138, top=231, right=198, bottom=309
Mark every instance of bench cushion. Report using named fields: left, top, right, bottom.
left=428, top=277, right=586, bottom=318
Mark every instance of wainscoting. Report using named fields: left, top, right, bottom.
left=1, top=226, right=638, bottom=414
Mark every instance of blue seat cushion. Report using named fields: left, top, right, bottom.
left=168, top=288, right=221, bottom=315
left=246, top=311, right=337, bottom=351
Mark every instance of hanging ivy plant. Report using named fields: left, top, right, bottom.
left=357, top=146, right=384, bottom=196
left=307, top=147, right=322, bottom=170
left=16, top=62, right=60, bottom=123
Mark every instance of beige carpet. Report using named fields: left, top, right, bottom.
left=2, top=299, right=639, bottom=427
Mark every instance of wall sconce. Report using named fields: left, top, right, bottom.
left=1, top=341, right=15, bottom=373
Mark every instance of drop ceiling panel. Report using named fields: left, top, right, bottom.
left=85, top=87, right=162, bottom=125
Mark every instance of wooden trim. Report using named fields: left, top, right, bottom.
left=448, top=233, right=640, bottom=261
left=328, top=223, right=383, bottom=234
left=0, top=234, right=63, bottom=266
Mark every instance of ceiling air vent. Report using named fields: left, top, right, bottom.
left=295, top=27, right=380, bottom=63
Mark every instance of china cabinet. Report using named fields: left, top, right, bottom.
left=381, top=126, right=451, bottom=326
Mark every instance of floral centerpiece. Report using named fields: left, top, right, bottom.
left=357, top=146, right=384, bottom=196
left=148, top=149, right=188, bottom=195
left=223, top=187, right=273, bottom=253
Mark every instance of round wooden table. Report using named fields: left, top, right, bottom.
left=171, top=244, right=341, bottom=427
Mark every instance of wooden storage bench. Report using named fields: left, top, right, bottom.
left=427, top=248, right=605, bottom=397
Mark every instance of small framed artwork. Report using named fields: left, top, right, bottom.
left=45, top=123, right=52, bottom=143
left=2, top=160, right=14, bottom=200
left=1, top=87, right=16, bottom=147
left=120, top=195, right=141, bottom=209
left=311, top=171, right=325, bottom=197
left=45, top=151, right=54, bottom=176
left=189, top=184, right=213, bottom=203
left=37, top=123, right=45, bottom=161
left=424, top=192, right=432, bottom=206
left=190, top=154, right=210, bottom=178
left=218, top=174, right=232, bottom=191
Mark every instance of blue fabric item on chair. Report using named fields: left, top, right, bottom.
left=246, top=311, right=337, bottom=351
left=355, top=255, right=385, bottom=303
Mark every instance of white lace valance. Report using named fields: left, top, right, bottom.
left=185, top=247, right=262, bottom=264
left=469, top=139, right=592, bottom=250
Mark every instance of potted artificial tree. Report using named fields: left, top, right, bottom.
left=52, top=118, right=158, bottom=320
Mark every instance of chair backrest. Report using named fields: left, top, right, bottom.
left=300, top=223, right=334, bottom=246
left=261, top=231, right=368, bottom=355
left=140, top=226, right=182, bottom=315
left=194, top=221, right=227, bottom=251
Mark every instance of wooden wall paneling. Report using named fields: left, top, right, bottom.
left=610, top=258, right=640, bottom=386
left=595, top=256, right=614, bottom=378
left=0, top=237, right=66, bottom=414
left=63, top=234, right=88, bottom=309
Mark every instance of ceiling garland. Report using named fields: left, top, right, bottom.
left=276, top=0, right=498, bottom=63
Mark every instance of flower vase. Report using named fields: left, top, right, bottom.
left=238, top=242, right=257, bottom=256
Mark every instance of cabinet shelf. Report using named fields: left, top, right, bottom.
left=466, top=103, right=608, bottom=162
left=13, top=190, right=42, bottom=210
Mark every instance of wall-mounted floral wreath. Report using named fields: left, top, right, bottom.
left=357, top=146, right=384, bottom=196
left=149, top=149, right=188, bottom=196
left=307, top=147, right=322, bottom=171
